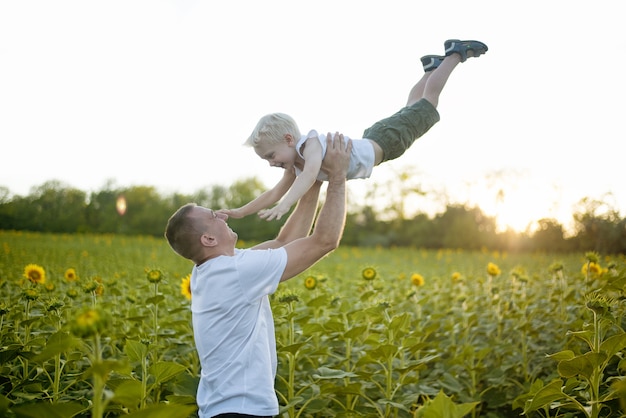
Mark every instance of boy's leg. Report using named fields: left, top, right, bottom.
left=407, top=54, right=461, bottom=108
left=405, top=72, right=431, bottom=107
left=408, top=39, right=487, bottom=108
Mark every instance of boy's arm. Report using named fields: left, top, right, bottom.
left=219, top=169, right=296, bottom=218
left=259, top=137, right=324, bottom=221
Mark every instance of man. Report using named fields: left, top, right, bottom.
left=164, top=133, right=351, bottom=418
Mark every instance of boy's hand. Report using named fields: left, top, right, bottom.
left=216, top=208, right=244, bottom=219
left=258, top=203, right=291, bottom=221
left=320, top=132, right=351, bottom=179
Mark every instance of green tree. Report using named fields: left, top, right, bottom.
left=120, top=186, right=171, bottom=236
left=530, top=218, right=568, bottom=252
left=224, top=178, right=282, bottom=242
left=572, top=197, right=625, bottom=253
left=433, top=205, right=496, bottom=249
left=85, top=183, right=124, bottom=233
left=30, top=181, right=87, bottom=232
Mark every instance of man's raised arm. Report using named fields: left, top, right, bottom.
left=280, top=132, right=351, bottom=281
left=252, top=179, right=322, bottom=250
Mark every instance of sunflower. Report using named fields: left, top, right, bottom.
left=24, top=264, right=46, bottom=285
left=582, top=262, right=603, bottom=277
left=304, top=276, right=317, bottom=290
left=410, top=273, right=425, bottom=286
left=362, top=267, right=377, bottom=281
left=487, top=262, right=501, bottom=277
left=22, top=288, right=39, bottom=301
left=146, top=269, right=163, bottom=284
left=83, top=280, right=98, bottom=293
left=71, top=308, right=110, bottom=338
left=278, top=290, right=299, bottom=304
left=94, top=283, right=104, bottom=296
left=64, top=268, right=78, bottom=282
left=549, top=263, right=564, bottom=274
left=180, top=275, right=192, bottom=300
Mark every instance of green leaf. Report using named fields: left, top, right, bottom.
left=307, top=294, right=331, bottom=308
left=0, top=346, right=21, bottom=365
left=547, top=350, right=575, bottom=361
left=125, top=339, right=149, bottom=363
left=32, top=331, right=79, bottom=363
left=11, top=402, right=86, bottom=418
left=126, top=315, right=149, bottom=323
left=111, top=379, right=143, bottom=409
left=312, top=366, right=359, bottom=380
left=279, top=396, right=305, bottom=412
left=87, top=359, right=131, bottom=379
left=558, top=352, right=606, bottom=379
left=523, top=379, right=567, bottom=414
left=389, top=313, right=411, bottom=332
left=164, top=395, right=197, bottom=405
left=149, top=361, right=187, bottom=385
left=301, top=323, right=325, bottom=334
left=344, top=325, right=367, bottom=339
left=146, top=295, right=165, bottom=305
left=601, top=333, right=626, bottom=359
left=0, top=394, right=11, bottom=415
left=279, top=342, right=307, bottom=355
left=414, top=390, right=478, bottom=418
left=566, top=330, right=593, bottom=348
left=124, top=404, right=197, bottom=418
left=379, top=399, right=411, bottom=412
left=371, top=344, right=398, bottom=361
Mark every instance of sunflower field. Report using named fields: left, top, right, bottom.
left=1, top=230, right=626, bottom=417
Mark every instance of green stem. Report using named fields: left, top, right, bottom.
left=92, top=333, right=104, bottom=418
left=344, top=336, right=353, bottom=410
left=52, top=353, right=61, bottom=403
left=386, top=356, right=394, bottom=417
left=153, top=282, right=159, bottom=345
left=287, top=301, right=296, bottom=417
left=589, top=311, right=601, bottom=418
left=22, top=299, right=31, bottom=379
left=141, top=353, right=148, bottom=409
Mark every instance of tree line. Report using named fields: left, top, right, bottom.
left=1, top=179, right=625, bottom=254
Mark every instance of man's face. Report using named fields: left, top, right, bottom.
left=192, top=207, right=237, bottom=244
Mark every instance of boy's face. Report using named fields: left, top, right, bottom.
left=254, top=135, right=298, bottom=169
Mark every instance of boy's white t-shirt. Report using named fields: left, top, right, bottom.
left=190, top=247, right=287, bottom=417
left=294, top=129, right=375, bottom=181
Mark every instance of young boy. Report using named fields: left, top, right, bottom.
left=221, top=39, right=487, bottom=221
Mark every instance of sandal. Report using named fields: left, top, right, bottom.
left=444, top=39, right=488, bottom=62
left=420, top=55, right=445, bottom=72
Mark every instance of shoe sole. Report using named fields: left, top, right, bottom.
left=444, top=39, right=488, bottom=62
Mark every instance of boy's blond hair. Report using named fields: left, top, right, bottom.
left=245, top=113, right=301, bottom=147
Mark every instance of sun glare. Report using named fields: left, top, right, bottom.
left=116, top=195, right=127, bottom=216
left=469, top=181, right=571, bottom=234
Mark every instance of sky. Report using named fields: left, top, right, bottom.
left=1, top=1, right=624, bottom=234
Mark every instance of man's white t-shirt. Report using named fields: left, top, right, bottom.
left=190, top=247, right=287, bottom=417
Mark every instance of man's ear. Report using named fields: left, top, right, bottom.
left=200, top=234, right=217, bottom=248
left=284, top=134, right=294, bottom=145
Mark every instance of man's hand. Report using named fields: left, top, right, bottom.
left=320, top=132, right=352, bottom=179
